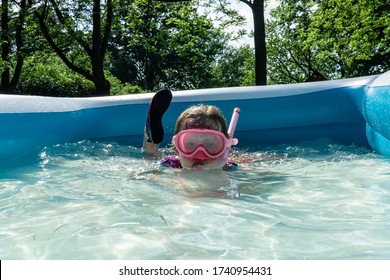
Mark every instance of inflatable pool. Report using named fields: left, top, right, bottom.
left=1, top=71, right=389, bottom=161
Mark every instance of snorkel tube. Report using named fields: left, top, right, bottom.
left=228, top=107, right=240, bottom=139
left=222, top=107, right=240, bottom=162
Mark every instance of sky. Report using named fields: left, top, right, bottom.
left=229, top=0, right=280, bottom=46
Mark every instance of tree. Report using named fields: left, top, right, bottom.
left=266, top=0, right=332, bottom=83
left=29, top=0, right=113, bottom=96
left=1, top=0, right=27, bottom=93
left=240, top=0, right=267, bottom=85
left=210, top=44, right=255, bottom=87
left=109, top=0, right=227, bottom=91
left=267, top=0, right=390, bottom=83
left=16, top=52, right=95, bottom=97
left=205, top=0, right=267, bottom=85
left=307, top=0, right=390, bottom=78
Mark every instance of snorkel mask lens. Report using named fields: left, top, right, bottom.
left=173, top=129, right=235, bottom=159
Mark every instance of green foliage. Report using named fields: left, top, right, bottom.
left=109, top=0, right=228, bottom=91
left=267, top=0, right=390, bottom=83
left=33, top=1, right=92, bottom=74
left=201, top=0, right=247, bottom=39
left=307, top=0, right=390, bottom=77
left=31, top=0, right=114, bottom=95
left=16, top=53, right=143, bottom=96
left=16, top=53, right=94, bottom=97
left=266, top=0, right=329, bottom=83
left=3, top=0, right=252, bottom=96
left=106, top=71, right=144, bottom=95
left=210, top=44, right=255, bottom=87
left=3, top=0, right=389, bottom=96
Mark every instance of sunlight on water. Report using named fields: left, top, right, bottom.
left=1, top=140, right=390, bottom=259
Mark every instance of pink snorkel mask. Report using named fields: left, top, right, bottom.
left=172, top=108, right=240, bottom=160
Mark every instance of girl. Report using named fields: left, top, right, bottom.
left=143, top=89, right=239, bottom=171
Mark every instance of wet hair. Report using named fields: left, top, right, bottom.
left=174, top=104, right=228, bottom=138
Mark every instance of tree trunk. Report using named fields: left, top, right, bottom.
left=9, top=0, right=27, bottom=92
left=1, top=0, right=11, bottom=92
left=252, top=0, right=267, bottom=85
left=32, top=0, right=112, bottom=96
left=93, top=74, right=111, bottom=96
left=91, top=0, right=110, bottom=96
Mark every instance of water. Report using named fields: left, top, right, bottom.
left=1, top=140, right=390, bottom=259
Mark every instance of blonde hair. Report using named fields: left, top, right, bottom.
left=174, top=104, right=228, bottom=137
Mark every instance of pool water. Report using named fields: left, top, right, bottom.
left=1, top=140, right=390, bottom=259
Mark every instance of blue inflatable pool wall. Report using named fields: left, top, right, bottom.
left=1, top=71, right=389, bottom=161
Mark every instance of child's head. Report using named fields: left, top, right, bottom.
left=173, top=104, right=232, bottom=170
left=174, top=104, right=228, bottom=136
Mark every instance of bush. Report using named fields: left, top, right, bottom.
left=16, top=54, right=145, bottom=97
left=17, top=54, right=95, bottom=97
left=106, top=72, right=144, bottom=95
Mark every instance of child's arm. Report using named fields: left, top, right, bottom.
left=143, top=128, right=160, bottom=155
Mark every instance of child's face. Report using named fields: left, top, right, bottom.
left=175, top=119, right=229, bottom=170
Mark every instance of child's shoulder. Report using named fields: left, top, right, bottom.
left=160, top=155, right=182, bottom=168
left=223, top=160, right=239, bottom=171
